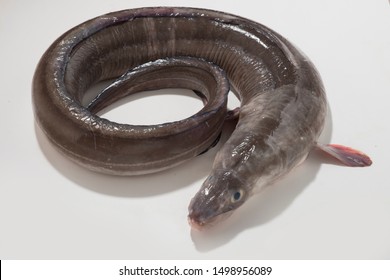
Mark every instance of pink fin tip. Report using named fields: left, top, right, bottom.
left=317, top=144, right=372, bottom=167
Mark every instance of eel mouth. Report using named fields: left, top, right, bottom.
left=187, top=216, right=206, bottom=231
left=187, top=211, right=233, bottom=231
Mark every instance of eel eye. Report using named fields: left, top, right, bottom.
left=231, top=189, right=243, bottom=203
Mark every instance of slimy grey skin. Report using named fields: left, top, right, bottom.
left=32, top=7, right=372, bottom=229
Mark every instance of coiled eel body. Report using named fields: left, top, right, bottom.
left=33, top=7, right=370, bottom=229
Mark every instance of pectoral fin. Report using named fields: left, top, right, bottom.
left=316, top=144, right=372, bottom=167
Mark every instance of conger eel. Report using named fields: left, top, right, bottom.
left=32, top=7, right=372, bottom=229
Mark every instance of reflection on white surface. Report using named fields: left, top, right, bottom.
left=1, top=0, right=389, bottom=259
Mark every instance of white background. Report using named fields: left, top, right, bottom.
left=0, top=0, right=389, bottom=259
